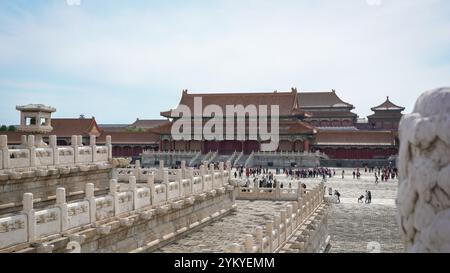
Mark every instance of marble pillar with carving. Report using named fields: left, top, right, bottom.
left=397, top=87, right=450, bottom=252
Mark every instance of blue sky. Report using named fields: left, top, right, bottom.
left=0, top=0, right=449, bottom=125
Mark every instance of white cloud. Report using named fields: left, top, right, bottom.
left=0, top=0, right=449, bottom=124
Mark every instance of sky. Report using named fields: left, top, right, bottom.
left=0, top=0, right=449, bottom=125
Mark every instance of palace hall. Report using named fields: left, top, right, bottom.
left=3, top=89, right=404, bottom=161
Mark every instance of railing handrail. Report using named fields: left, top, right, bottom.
left=232, top=182, right=325, bottom=253
left=0, top=167, right=233, bottom=250
left=0, top=134, right=111, bottom=171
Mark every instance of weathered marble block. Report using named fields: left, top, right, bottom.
left=95, top=196, right=114, bottom=221
left=397, top=87, right=450, bottom=253
left=135, top=188, right=151, bottom=209
left=58, top=148, right=75, bottom=165
left=78, top=147, right=93, bottom=163
left=35, top=148, right=53, bottom=166
left=35, top=208, right=61, bottom=238
left=115, top=192, right=133, bottom=214
left=203, top=175, right=213, bottom=191
left=0, top=214, right=28, bottom=249
left=192, top=178, right=203, bottom=194
left=180, top=179, right=192, bottom=197
left=9, top=149, right=30, bottom=169
left=95, top=148, right=108, bottom=162
left=167, top=182, right=180, bottom=200
left=213, top=173, right=222, bottom=188
left=67, top=201, right=90, bottom=229
left=152, top=185, right=167, bottom=205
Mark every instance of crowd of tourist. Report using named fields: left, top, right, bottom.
left=284, top=167, right=336, bottom=179
left=348, top=166, right=398, bottom=183
left=234, top=166, right=337, bottom=181
left=231, top=164, right=399, bottom=206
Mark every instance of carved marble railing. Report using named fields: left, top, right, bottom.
left=0, top=166, right=233, bottom=250
left=254, top=151, right=328, bottom=158
left=188, top=151, right=203, bottom=166
left=116, top=160, right=232, bottom=184
left=0, top=135, right=112, bottom=171
left=116, top=167, right=158, bottom=182
left=231, top=183, right=325, bottom=253
left=236, top=181, right=303, bottom=201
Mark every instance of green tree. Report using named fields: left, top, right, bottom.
left=0, top=125, right=7, bottom=131
left=7, top=125, right=16, bottom=132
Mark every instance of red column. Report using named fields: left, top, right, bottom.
left=303, top=140, right=310, bottom=152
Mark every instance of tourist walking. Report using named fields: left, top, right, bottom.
left=358, top=194, right=365, bottom=203
left=334, top=190, right=341, bottom=203
left=342, top=170, right=345, bottom=179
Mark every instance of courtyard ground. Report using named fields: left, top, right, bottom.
left=158, top=168, right=404, bottom=253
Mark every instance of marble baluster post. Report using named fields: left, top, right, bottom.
left=22, top=193, right=36, bottom=242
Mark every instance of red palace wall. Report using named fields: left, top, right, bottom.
left=202, top=140, right=260, bottom=154
left=316, top=147, right=398, bottom=160
left=112, top=146, right=154, bottom=157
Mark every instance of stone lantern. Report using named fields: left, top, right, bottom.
left=16, top=104, right=56, bottom=147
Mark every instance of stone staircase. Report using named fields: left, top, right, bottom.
left=233, top=152, right=243, bottom=167
left=215, top=154, right=232, bottom=164
left=188, top=151, right=203, bottom=166
left=244, top=151, right=255, bottom=168
left=190, top=151, right=209, bottom=166
left=228, top=151, right=238, bottom=166
left=206, top=151, right=218, bottom=165
left=234, top=154, right=249, bottom=168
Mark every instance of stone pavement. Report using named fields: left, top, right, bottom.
left=271, top=169, right=404, bottom=252
left=156, top=200, right=291, bottom=253
left=327, top=203, right=404, bottom=253
left=290, top=169, right=403, bottom=253
left=325, top=175, right=404, bottom=252
left=157, top=168, right=404, bottom=253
